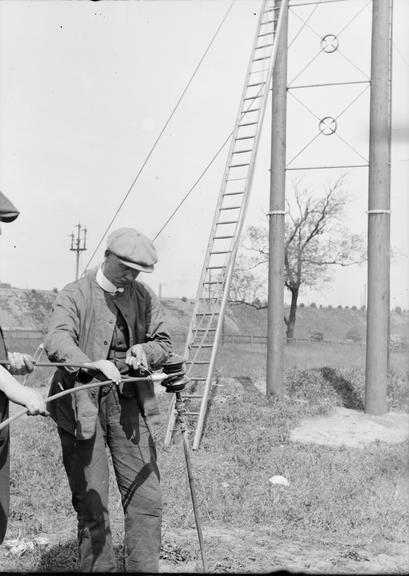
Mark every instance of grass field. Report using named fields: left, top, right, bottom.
left=1, top=341, right=408, bottom=572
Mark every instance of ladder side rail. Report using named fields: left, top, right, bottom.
left=182, top=0, right=272, bottom=361
left=165, top=0, right=276, bottom=448
left=192, top=0, right=288, bottom=450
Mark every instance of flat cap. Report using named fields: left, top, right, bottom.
left=107, top=228, right=157, bottom=273
left=0, top=191, right=19, bottom=223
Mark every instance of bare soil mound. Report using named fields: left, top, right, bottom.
left=290, top=406, right=409, bottom=448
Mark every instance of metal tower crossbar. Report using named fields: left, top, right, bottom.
left=164, top=0, right=288, bottom=450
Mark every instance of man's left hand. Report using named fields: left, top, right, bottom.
left=126, top=344, right=149, bottom=372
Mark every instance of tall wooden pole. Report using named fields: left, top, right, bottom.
left=365, top=0, right=393, bottom=414
left=266, top=0, right=288, bottom=396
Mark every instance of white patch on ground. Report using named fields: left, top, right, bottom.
left=290, top=407, right=409, bottom=447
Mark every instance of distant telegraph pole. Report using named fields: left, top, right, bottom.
left=70, top=223, right=87, bottom=280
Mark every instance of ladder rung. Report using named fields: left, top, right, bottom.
left=243, top=108, right=261, bottom=113
left=255, top=43, right=274, bottom=50
left=185, top=395, right=204, bottom=399
left=189, top=344, right=213, bottom=349
left=195, top=329, right=216, bottom=332
left=196, top=312, right=220, bottom=316
left=217, top=220, right=237, bottom=225
left=185, top=411, right=200, bottom=416
left=235, top=135, right=256, bottom=140
left=210, top=249, right=231, bottom=253
left=260, top=20, right=274, bottom=26
left=252, top=56, right=270, bottom=62
left=214, top=234, right=234, bottom=239
left=206, top=265, right=225, bottom=269
left=188, top=377, right=207, bottom=382
left=238, top=122, right=258, bottom=127
left=247, top=82, right=266, bottom=87
left=229, top=163, right=250, bottom=168
left=248, top=68, right=269, bottom=74
left=232, top=149, right=252, bottom=154
left=186, top=361, right=210, bottom=365
left=203, top=280, right=224, bottom=284
left=219, top=206, right=241, bottom=210
left=244, top=95, right=262, bottom=100
left=225, top=177, right=247, bottom=181
left=223, top=191, right=244, bottom=196
left=258, top=31, right=274, bottom=38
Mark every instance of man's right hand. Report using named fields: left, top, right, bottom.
left=83, top=360, right=121, bottom=384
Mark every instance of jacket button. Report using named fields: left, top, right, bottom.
left=104, top=341, right=108, bottom=345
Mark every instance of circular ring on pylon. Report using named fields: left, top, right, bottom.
left=321, top=34, right=339, bottom=53
left=319, top=116, right=337, bottom=136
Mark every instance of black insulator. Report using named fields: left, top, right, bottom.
left=163, top=376, right=189, bottom=393
left=162, top=354, right=186, bottom=375
left=161, top=354, right=189, bottom=392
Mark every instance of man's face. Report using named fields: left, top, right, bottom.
left=103, top=253, right=140, bottom=287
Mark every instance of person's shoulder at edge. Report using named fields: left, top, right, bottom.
left=55, top=267, right=99, bottom=296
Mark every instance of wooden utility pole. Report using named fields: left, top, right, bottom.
left=365, top=0, right=393, bottom=414
left=266, top=0, right=288, bottom=396
left=70, top=223, right=87, bottom=281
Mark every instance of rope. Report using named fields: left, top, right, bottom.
left=82, top=0, right=236, bottom=273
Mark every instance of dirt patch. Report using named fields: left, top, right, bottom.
left=159, top=526, right=409, bottom=574
left=2, top=527, right=407, bottom=574
left=290, top=406, right=409, bottom=447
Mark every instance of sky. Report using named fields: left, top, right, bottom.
left=0, top=0, right=407, bottom=309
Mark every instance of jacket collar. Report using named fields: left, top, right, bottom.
left=96, top=265, right=124, bottom=295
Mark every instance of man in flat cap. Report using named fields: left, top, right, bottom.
left=0, top=190, right=48, bottom=545
left=45, top=227, right=172, bottom=573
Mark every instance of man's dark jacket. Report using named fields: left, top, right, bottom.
left=45, top=268, right=172, bottom=437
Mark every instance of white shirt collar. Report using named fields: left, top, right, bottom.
left=96, top=265, right=124, bottom=295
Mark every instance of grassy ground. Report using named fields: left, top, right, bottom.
left=1, top=342, right=408, bottom=572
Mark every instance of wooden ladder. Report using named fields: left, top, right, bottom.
left=164, top=0, right=287, bottom=450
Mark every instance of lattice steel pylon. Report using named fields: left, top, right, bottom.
left=164, top=0, right=288, bottom=450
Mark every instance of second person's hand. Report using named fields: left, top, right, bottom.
left=8, top=352, right=34, bottom=375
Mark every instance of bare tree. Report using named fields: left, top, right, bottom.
left=228, top=255, right=266, bottom=308
left=237, top=176, right=365, bottom=340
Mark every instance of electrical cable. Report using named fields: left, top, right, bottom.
left=0, top=375, right=166, bottom=433
left=82, top=0, right=236, bottom=273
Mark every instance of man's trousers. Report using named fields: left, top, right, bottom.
left=58, top=386, right=162, bottom=572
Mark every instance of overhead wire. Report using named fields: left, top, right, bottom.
left=153, top=131, right=233, bottom=241
left=82, top=0, right=236, bottom=273
left=153, top=54, right=272, bottom=241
